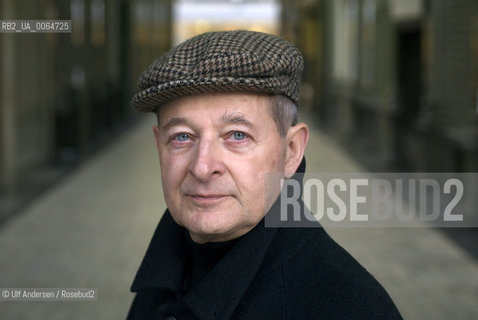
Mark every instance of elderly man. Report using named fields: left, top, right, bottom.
left=128, top=30, right=401, bottom=320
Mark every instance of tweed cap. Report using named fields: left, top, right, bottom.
left=131, top=30, right=304, bottom=112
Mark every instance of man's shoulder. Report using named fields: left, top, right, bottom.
left=258, top=226, right=403, bottom=319
left=269, top=226, right=377, bottom=286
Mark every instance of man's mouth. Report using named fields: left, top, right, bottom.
left=186, top=194, right=228, bottom=205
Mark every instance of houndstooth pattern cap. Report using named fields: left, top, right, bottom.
left=131, top=30, right=304, bottom=112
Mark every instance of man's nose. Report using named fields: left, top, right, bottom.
left=188, top=138, right=225, bottom=182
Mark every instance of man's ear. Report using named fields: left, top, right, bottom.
left=153, top=125, right=161, bottom=152
left=284, top=123, right=309, bottom=178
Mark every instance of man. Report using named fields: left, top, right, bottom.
left=128, top=30, right=402, bottom=319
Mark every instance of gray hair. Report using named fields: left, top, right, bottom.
left=268, top=95, right=298, bottom=137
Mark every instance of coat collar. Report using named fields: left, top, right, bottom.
left=130, top=210, right=188, bottom=292
left=131, top=207, right=278, bottom=320
left=183, top=212, right=278, bottom=320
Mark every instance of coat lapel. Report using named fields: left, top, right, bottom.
left=131, top=210, right=187, bottom=292
left=183, top=215, right=278, bottom=320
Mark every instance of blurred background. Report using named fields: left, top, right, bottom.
left=2, top=0, right=478, bottom=217
left=1, top=0, right=478, bottom=319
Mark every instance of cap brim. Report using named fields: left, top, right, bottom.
left=131, top=76, right=285, bottom=112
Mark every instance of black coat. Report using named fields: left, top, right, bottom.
left=128, top=202, right=402, bottom=320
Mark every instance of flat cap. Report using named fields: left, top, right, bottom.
left=131, top=30, right=304, bottom=112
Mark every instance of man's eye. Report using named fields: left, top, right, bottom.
left=231, top=131, right=247, bottom=140
left=174, top=133, right=190, bottom=141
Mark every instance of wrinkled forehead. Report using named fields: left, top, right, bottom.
left=156, top=92, right=273, bottom=127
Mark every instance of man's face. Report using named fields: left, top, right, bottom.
left=153, top=92, right=288, bottom=243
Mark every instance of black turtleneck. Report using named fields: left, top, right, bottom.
left=182, top=231, right=241, bottom=292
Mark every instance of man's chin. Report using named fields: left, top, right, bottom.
left=186, top=215, right=249, bottom=243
